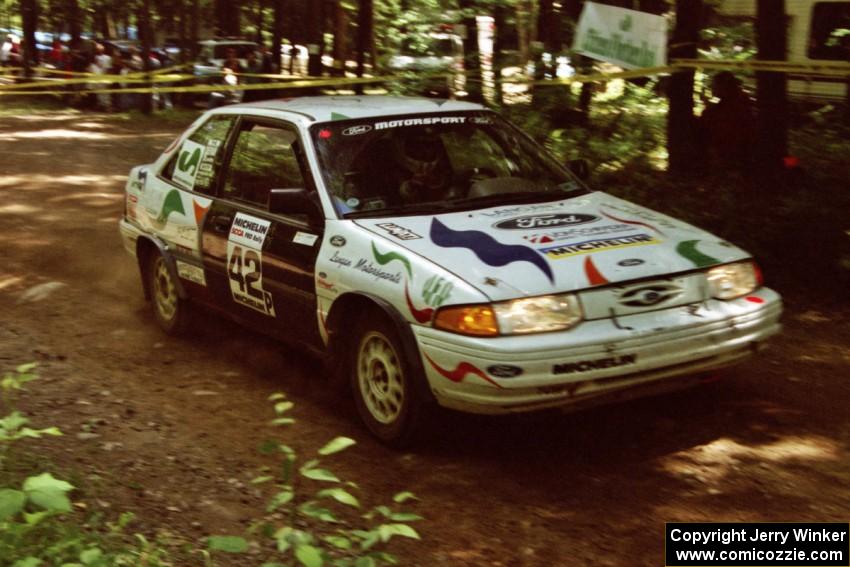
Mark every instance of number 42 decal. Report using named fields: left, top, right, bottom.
left=227, top=243, right=276, bottom=317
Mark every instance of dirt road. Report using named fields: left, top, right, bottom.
left=2, top=110, right=849, bottom=566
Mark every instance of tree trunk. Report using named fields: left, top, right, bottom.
left=190, top=0, right=199, bottom=58
left=255, top=0, right=264, bottom=43
left=755, top=0, right=788, bottom=175
left=493, top=4, right=508, bottom=106
left=306, top=0, right=323, bottom=76
left=215, top=0, right=240, bottom=37
left=139, top=0, right=153, bottom=115
left=355, top=0, right=373, bottom=83
left=667, top=0, right=702, bottom=176
left=177, top=0, right=186, bottom=63
left=458, top=0, right=482, bottom=102
left=20, top=0, right=38, bottom=72
left=331, top=0, right=347, bottom=76
left=272, top=0, right=285, bottom=73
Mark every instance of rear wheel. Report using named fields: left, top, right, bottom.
left=351, top=315, right=424, bottom=447
left=147, top=252, right=191, bottom=335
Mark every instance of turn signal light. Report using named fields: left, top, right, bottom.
left=434, top=305, right=499, bottom=337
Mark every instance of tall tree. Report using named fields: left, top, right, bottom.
left=215, top=0, right=240, bottom=37
left=457, top=0, right=483, bottom=102
left=306, top=0, right=324, bottom=75
left=20, top=0, right=38, bottom=73
left=272, top=0, right=285, bottom=72
left=754, top=0, right=788, bottom=175
left=139, top=0, right=153, bottom=114
left=356, top=0, right=374, bottom=81
left=667, top=0, right=702, bottom=175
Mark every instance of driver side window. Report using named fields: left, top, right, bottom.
left=223, top=121, right=306, bottom=208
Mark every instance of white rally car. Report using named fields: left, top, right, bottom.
left=119, top=96, right=782, bottom=445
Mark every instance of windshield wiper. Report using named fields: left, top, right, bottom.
left=447, top=190, right=574, bottom=209
left=343, top=201, right=454, bottom=219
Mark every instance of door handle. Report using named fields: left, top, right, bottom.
left=212, top=216, right=232, bottom=233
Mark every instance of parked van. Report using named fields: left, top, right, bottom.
left=719, top=0, right=850, bottom=101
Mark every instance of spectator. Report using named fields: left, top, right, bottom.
left=699, top=71, right=755, bottom=170
left=242, top=50, right=262, bottom=102
left=94, top=43, right=111, bottom=72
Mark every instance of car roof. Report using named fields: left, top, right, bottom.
left=230, top=95, right=487, bottom=124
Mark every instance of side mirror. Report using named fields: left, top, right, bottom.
left=268, top=188, right=323, bottom=225
left=567, top=159, right=590, bottom=181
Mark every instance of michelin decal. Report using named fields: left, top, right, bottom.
left=227, top=213, right=276, bottom=317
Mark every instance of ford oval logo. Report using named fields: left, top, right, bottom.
left=342, top=125, right=373, bottom=136
left=618, top=258, right=645, bottom=267
left=619, top=283, right=681, bottom=307
left=329, top=235, right=346, bottom=247
left=487, top=365, right=524, bottom=378
left=494, top=213, right=598, bottom=230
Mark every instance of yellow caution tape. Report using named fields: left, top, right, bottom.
left=672, top=58, right=850, bottom=77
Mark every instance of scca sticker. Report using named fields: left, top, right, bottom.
left=227, top=213, right=275, bottom=317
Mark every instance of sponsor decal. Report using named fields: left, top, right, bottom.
left=175, top=260, right=206, bottom=287
left=619, top=283, right=681, bottom=307
left=329, top=251, right=352, bottom=267
left=523, top=224, right=634, bottom=245
left=375, top=222, right=422, bottom=241
left=172, top=139, right=205, bottom=190
left=194, top=139, right=221, bottom=190
left=618, top=258, right=644, bottom=267
left=469, top=116, right=493, bottom=125
left=192, top=199, right=210, bottom=225
left=745, top=296, right=765, bottom=304
left=156, top=189, right=186, bottom=226
left=494, top=213, right=599, bottom=230
left=430, top=218, right=554, bottom=283
left=371, top=242, right=413, bottom=277
left=540, top=233, right=660, bottom=260
left=293, top=231, right=319, bottom=246
left=553, top=354, right=637, bottom=375
left=600, top=203, right=677, bottom=230
left=342, top=124, right=373, bottom=136
left=404, top=283, right=434, bottom=323
left=230, top=213, right=271, bottom=249
left=329, top=235, right=347, bottom=247
left=421, top=275, right=453, bottom=307
left=683, top=303, right=705, bottom=318
left=479, top=203, right=562, bottom=218
left=600, top=208, right=665, bottom=236
left=487, top=365, right=523, bottom=378
left=331, top=112, right=351, bottom=121
left=316, top=277, right=337, bottom=293
left=424, top=354, right=502, bottom=388
left=676, top=240, right=720, bottom=268
left=354, top=259, right=402, bottom=284
left=127, top=194, right=138, bottom=220
left=584, top=256, right=610, bottom=286
left=227, top=213, right=275, bottom=317
left=374, top=116, right=467, bottom=130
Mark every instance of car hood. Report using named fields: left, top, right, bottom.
left=353, top=192, right=749, bottom=301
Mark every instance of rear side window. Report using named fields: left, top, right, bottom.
left=222, top=121, right=307, bottom=208
left=809, top=2, right=850, bottom=60
left=162, top=115, right=234, bottom=194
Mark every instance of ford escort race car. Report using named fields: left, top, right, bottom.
left=119, top=96, right=782, bottom=445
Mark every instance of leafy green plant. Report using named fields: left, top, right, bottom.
left=208, top=393, right=423, bottom=566
left=0, top=364, right=177, bottom=566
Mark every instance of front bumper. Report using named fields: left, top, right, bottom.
left=413, top=288, right=782, bottom=414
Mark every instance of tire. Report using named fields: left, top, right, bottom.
left=350, top=314, right=425, bottom=447
left=146, top=252, right=191, bottom=335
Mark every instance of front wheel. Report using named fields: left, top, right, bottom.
left=351, top=316, right=424, bottom=447
left=146, top=252, right=191, bottom=335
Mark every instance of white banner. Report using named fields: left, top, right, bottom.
left=573, top=2, right=668, bottom=69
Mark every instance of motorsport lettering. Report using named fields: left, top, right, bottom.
left=541, top=234, right=659, bottom=259
left=231, top=217, right=269, bottom=243
left=375, top=116, right=466, bottom=130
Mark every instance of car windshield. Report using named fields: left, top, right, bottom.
left=310, top=111, right=586, bottom=218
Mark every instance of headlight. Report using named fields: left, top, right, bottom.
left=493, top=294, right=583, bottom=334
left=433, top=294, right=583, bottom=336
left=706, top=261, right=761, bottom=299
